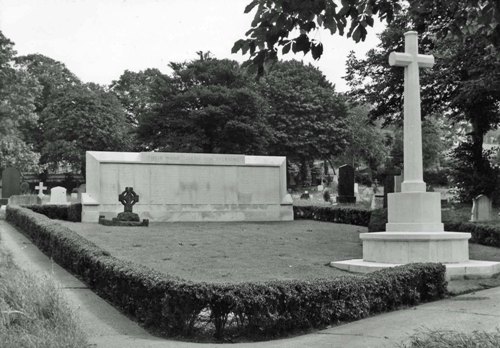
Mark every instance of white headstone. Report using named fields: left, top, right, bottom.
left=354, top=183, right=359, bottom=194
left=471, top=194, right=492, bottom=222
left=49, top=186, right=69, bottom=205
left=35, top=182, right=47, bottom=198
left=317, top=184, right=324, bottom=192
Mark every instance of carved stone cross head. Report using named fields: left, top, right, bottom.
left=118, top=187, right=139, bottom=212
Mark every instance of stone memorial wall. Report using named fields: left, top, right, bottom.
left=82, top=151, right=293, bottom=222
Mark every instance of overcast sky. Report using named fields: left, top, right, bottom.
left=0, top=0, right=384, bottom=92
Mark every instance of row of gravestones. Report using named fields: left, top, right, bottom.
left=0, top=167, right=86, bottom=206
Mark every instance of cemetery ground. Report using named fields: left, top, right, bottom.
left=59, top=218, right=500, bottom=284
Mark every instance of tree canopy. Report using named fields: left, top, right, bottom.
left=234, top=0, right=499, bottom=74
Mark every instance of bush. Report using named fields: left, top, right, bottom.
left=424, top=169, right=450, bottom=187
left=368, top=208, right=387, bottom=232
left=6, top=205, right=447, bottom=341
left=294, top=206, right=371, bottom=226
left=25, top=204, right=81, bottom=222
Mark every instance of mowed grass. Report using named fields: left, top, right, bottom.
left=61, top=220, right=365, bottom=283
left=0, top=243, right=87, bottom=347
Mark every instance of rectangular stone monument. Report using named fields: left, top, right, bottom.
left=1, top=167, right=21, bottom=199
left=82, top=151, right=293, bottom=222
left=336, top=164, right=356, bottom=203
left=49, top=186, right=69, bottom=205
left=471, top=194, right=493, bottom=222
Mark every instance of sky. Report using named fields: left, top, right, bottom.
left=0, top=0, right=384, bottom=92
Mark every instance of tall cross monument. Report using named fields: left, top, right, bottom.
left=331, top=31, right=500, bottom=279
left=389, top=31, right=434, bottom=193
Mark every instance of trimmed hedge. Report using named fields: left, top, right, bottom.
left=6, top=205, right=447, bottom=340
left=25, top=204, right=82, bottom=222
left=294, top=205, right=371, bottom=226
left=444, top=222, right=500, bottom=248
left=368, top=208, right=500, bottom=248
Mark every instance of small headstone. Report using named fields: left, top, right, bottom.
left=1, top=167, right=21, bottom=198
left=98, top=187, right=148, bottom=226
left=383, top=169, right=400, bottom=208
left=317, top=184, right=324, bottom=192
left=77, top=183, right=86, bottom=201
left=35, top=182, right=47, bottom=199
left=471, top=194, right=492, bottom=222
left=20, top=182, right=30, bottom=194
left=371, top=194, right=384, bottom=210
left=70, top=192, right=79, bottom=203
left=49, top=186, right=69, bottom=205
left=337, top=164, right=356, bottom=203
left=354, top=183, right=359, bottom=194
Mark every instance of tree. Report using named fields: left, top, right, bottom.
left=233, top=0, right=499, bottom=73
left=40, top=84, right=131, bottom=174
left=259, top=60, right=349, bottom=184
left=337, top=104, right=389, bottom=173
left=136, top=58, right=271, bottom=154
left=110, top=68, right=165, bottom=127
left=0, top=31, right=43, bottom=172
left=345, top=10, right=500, bottom=199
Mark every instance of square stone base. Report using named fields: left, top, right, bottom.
left=361, top=232, right=471, bottom=264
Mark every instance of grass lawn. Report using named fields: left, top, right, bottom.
left=59, top=219, right=500, bottom=283
left=61, top=220, right=365, bottom=283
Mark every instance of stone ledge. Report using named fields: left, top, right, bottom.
left=330, top=259, right=500, bottom=280
left=361, top=232, right=471, bottom=241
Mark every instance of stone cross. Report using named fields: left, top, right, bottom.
left=35, top=182, right=47, bottom=198
left=118, top=187, right=139, bottom=213
left=389, top=31, right=434, bottom=193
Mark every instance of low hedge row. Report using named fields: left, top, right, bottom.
left=368, top=208, right=500, bottom=248
left=444, top=222, right=500, bottom=248
left=7, top=205, right=447, bottom=341
left=293, top=206, right=371, bottom=226
left=25, top=203, right=82, bottom=222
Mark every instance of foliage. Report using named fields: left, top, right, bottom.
left=110, top=68, right=165, bottom=127
left=293, top=205, right=371, bottom=226
left=390, top=116, right=446, bottom=170
left=448, top=141, right=499, bottom=203
left=233, top=0, right=402, bottom=74
left=0, top=31, right=44, bottom=172
left=259, top=60, right=349, bottom=163
left=0, top=246, right=88, bottom=348
left=25, top=204, right=82, bottom=222
left=402, top=329, right=500, bottom=348
left=39, top=84, right=131, bottom=173
left=136, top=58, right=271, bottom=154
left=337, top=104, right=389, bottom=171
left=7, top=205, right=447, bottom=341
left=234, top=0, right=499, bottom=74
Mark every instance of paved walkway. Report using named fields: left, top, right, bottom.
left=1, top=219, right=500, bottom=348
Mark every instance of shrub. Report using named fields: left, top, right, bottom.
left=424, top=169, right=450, bottom=187
left=6, top=205, right=447, bottom=341
left=25, top=204, right=81, bottom=222
left=294, top=206, right=371, bottom=226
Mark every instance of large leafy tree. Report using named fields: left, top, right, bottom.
left=136, top=58, right=271, bottom=154
left=233, top=0, right=499, bottom=73
left=40, top=84, right=131, bottom=174
left=259, top=60, right=349, bottom=183
left=0, top=31, right=42, bottom=172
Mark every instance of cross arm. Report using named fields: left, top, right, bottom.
left=389, top=52, right=412, bottom=66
